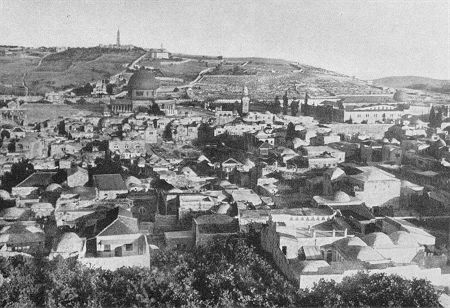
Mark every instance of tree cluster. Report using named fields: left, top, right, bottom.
left=0, top=159, right=34, bottom=192
left=0, top=234, right=441, bottom=307
left=429, top=106, right=443, bottom=128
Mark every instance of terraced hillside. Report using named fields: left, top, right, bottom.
left=192, top=57, right=387, bottom=101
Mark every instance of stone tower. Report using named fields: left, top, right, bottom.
left=116, top=28, right=121, bottom=47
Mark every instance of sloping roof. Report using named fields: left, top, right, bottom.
left=98, top=216, right=139, bottom=237
left=349, top=166, right=398, bottom=183
left=15, top=172, right=57, bottom=188
left=194, top=214, right=234, bottom=225
left=93, top=174, right=127, bottom=191
left=81, top=207, right=138, bottom=238
left=0, top=224, right=45, bottom=245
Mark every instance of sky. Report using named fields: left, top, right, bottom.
left=0, top=0, right=448, bottom=80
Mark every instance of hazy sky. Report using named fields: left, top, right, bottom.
left=0, top=0, right=448, bottom=80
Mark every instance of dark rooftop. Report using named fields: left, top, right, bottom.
left=15, top=172, right=57, bottom=188
left=93, top=174, right=127, bottom=192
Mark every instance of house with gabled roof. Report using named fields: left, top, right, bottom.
left=221, top=158, right=243, bottom=173
left=80, top=207, right=148, bottom=258
left=93, top=174, right=128, bottom=199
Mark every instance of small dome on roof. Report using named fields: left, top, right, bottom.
left=46, top=183, right=62, bottom=192
left=353, top=246, right=385, bottom=261
left=0, top=190, right=10, bottom=200
left=219, top=180, right=232, bottom=187
left=393, top=90, right=407, bottom=102
left=334, top=191, right=351, bottom=202
left=389, top=231, right=419, bottom=247
left=300, top=260, right=330, bottom=273
left=363, top=232, right=394, bottom=248
left=53, top=232, right=83, bottom=253
left=334, top=236, right=367, bottom=247
left=216, top=203, right=230, bottom=214
left=125, top=176, right=141, bottom=187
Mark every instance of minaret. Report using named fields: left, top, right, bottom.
left=116, top=28, right=121, bottom=47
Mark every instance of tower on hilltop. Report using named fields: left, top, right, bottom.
left=116, top=28, right=121, bottom=47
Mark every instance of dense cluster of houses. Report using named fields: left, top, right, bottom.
left=0, top=71, right=449, bottom=290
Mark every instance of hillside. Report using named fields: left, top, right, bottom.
left=374, top=76, right=450, bottom=94
left=187, top=56, right=387, bottom=101
left=0, top=47, right=388, bottom=98
left=0, top=47, right=146, bottom=95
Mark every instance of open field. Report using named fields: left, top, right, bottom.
left=22, top=103, right=96, bottom=123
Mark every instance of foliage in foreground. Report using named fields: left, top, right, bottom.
left=0, top=234, right=441, bottom=307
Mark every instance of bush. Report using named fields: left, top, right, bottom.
left=0, top=236, right=441, bottom=307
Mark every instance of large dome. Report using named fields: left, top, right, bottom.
left=128, top=70, right=159, bottom=91
left=393, top=90, right=407, bottom=102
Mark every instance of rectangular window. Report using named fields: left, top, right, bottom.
left=125, top=244, right=133, bottom=251
left=282, top=246, right=287, bottom=255
left=135, top=91, right=144, bottom=96
left=104, top=244, right=111, bottom=252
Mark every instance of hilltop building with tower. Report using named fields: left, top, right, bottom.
left=99, top=28, right=135, bottom=50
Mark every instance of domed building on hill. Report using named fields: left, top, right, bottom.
left=393, top=90, right=407, bottom=102
left=111, top=69, right=177, bottom=115
left=128, top=70, right=159, bottom=100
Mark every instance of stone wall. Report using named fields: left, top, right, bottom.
left=327, top=123, right=392, bottom=140
left=260, top=222, right=298, bottom=283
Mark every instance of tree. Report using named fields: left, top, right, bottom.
left=434, top=109, right=443, bottom=128
left=270, top=95, right=281, bottom=114
left=303, top=92, right=310, bottom=116
left=106, top=83, right=114, bottom=95
left=149, top=102, right=164, bottom=116
left=285, top=122, right=296, bottom=142
left=162, top=122, right=173, bottom=141
left=291, top=98, right=299, bottom=116
left=282, top=91, right=289, bottom=115
left=0, top=130, right=10, bottom=140
left=57, top=120, right=66, bottom=136
left=0, top=159, right=34, bottom=192
left=302, top=272, right=440, bottom=307
left=429, top=106, right=436, bottom=126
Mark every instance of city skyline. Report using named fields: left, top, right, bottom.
left=0, top=0, right=448, bottom=80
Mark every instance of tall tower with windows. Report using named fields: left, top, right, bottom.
left=116, top=28, right=121, bottom=47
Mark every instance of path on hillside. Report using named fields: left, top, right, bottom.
left=22, top=52, right=54, bottom=95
